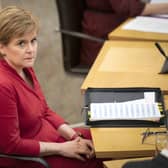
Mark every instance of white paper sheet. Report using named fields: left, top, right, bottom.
left=144, top=92, right=155, bottom=103
left=90, top=102, right=161, bottom=121
left=122, top=16, right=168, bottom=34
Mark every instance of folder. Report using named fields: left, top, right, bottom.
left=83, top=87, right=166, bottom=127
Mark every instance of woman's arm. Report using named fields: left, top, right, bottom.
left=57, top=123, right=79, bottom=140
left=39, top=137, right=95, bottom=161
left=109, top=0, right=145, bottom=17
left=58, top=124, right=95, bottom=158
left=0, top=84, right=40, bottom=156
left=109, top=1, right=168, bottom=17
left=39, top=124, right=95, bottom=160
left=141, top=3, right=168, bottom=15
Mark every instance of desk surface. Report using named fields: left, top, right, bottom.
left=81, top=41, right=168, bottom=93
left=91, top=127, right=166, bottom=158
left=108, top=19, right=168, bottom=41
left=81, top=41, right=168, bottom=159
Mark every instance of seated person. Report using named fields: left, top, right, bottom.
left=0, top=6, right=107, bottom=168
left=80, top=0, right=168, bottom=66
left=122, top=147, right=168, bottom=168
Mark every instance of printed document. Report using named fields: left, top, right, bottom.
left=90, top=101, right=161, bottom=121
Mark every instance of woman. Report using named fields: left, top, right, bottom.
left=80, top=0, right=168, bottom=66
left=0, top=6, right=104, bottom=168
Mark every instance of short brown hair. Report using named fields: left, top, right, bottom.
left=0, top=6, right=39, bottom=45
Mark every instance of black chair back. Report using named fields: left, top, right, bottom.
left=56, top=0, right=89, bottom=74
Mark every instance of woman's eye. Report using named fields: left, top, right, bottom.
left=18, top=41, right=25, bottom=48
left=31, top=38, right=37, bottom=45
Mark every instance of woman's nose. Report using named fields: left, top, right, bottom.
left=26, top=43, right=34, bottom=52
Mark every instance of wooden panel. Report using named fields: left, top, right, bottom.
left=91, top=127, right=166, bottom=158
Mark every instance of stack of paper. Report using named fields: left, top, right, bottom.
left=89, top=101, right=161, bottom=121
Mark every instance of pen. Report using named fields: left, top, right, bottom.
left=155, top=42, right=168, bottom=59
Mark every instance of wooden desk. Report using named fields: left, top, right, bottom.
left=81, top=41, right=168, bottom=158
left=81, top=41, right=168, bottom=94
left=103, top=157, right=152, bottom=168
left=108, top=19, right=168, bottom=42
left=91, top=127, right=166, bottom=158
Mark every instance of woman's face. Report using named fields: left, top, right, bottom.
left=0, top=31, right=38, bottom=73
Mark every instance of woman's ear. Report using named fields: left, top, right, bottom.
left=0, top=43, right=5, bottom=56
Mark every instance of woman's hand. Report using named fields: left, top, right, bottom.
left=78, top=137, right=95, bottom=159
left=58, top=137, right=95, bottom=161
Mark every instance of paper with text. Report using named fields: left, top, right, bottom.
left=90, top=102, right=161, bottom=121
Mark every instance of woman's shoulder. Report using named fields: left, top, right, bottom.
left=0, top=78, right=15, bottom=98
left=0, top=61, right=18, bottom=90
left=0, top=73, right=14, bottom=91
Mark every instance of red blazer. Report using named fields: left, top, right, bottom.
left=0, top=60, right=65, bottom=157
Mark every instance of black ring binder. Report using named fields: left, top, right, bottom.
left=83, top=87, right=165, bottom=127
